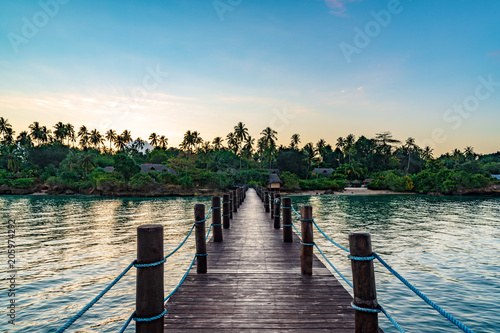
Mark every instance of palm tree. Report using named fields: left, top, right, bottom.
left=114, top=135, right=127, bottom=151
left=233, top=122, right=249, bottom=169
left=344, top=134, right=356, bottom=165
left=289, top=134, right=300, bottom=150
left=121, top=130, right=132, bottom=144
left=1, top=127, right=15, bottom=145
left=2, top=145, right=21, bottom=173
left=181, top=130, right=195, bottom=153
left=421, top=146, right=434, bottom=160
left=79, top=151, right=96, bottom=175
left=452, top=148, right=463, bottom=162
left=16, top=131, right=32, bottom=147
left=242, top=136, right=255, bottom=169
left=212, top=137, right=224, bottom=151
left=105, top=129, right=117, bottom=152
left=464, top=146, right=475, bottom=161
left=158, top=136, right=168, bottom=150
left=192, top=131, right=203, bottom=152
left=53, top=122, right=67, bottom=143
left=226, top=132, right=238, bottom=154
left=316, top=139, right=327, bottom=162
left=29, top=121, right=43, bottom=146
left=302, top=142, right=316, bottom=173
left=375, top=131, right=400, bottom=155
left=403, top=137, right=416, bottom=174
left=0, top=117, right=13, bottom=141
left=89, top=129, right=104, bottom=150
left=260, top=127, right=278, bottom=169
left=40, top=126, right=51, bottom=144
left=66, top=123, right=75, bottom=147
left=78, top=125, right=89, bottom=149
left=149, top=133, right=159, bottom=148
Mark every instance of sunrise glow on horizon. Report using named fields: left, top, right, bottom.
left=1, top=0, right=499, bottom=155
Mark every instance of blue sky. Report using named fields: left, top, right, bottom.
left=1, top=0, right=499, bottom=154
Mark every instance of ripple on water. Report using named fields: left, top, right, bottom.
left=0, top=194, right=498, bottom=332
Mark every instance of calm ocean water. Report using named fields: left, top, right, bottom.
left=0, top=192, right=498, bottom=332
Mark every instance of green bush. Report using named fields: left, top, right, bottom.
left=10, top=178, right=36, bottom=188
left=130, top=173, right=155, bottom=189
left=180, top=176, right=194, bottom=188
left=281, top=171, right=300, bottom=190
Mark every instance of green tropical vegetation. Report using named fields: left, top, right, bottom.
left=0, top=117, right=498, bottom=196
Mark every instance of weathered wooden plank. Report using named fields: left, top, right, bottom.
left=164, top=188, right=357, bottom=332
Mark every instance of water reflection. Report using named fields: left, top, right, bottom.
left=0, top=194, right=498, bottom=332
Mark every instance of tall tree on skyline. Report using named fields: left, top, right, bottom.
left=105, top=129, right=117, bottom=152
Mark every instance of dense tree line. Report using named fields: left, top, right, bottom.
left=0, top=117, right=498, bottom=195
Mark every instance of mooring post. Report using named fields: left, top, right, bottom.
left=136, top=225, right=164, bottom=333
left=233, top=190, right=238, bottom=213
left=270, top=192, right=275, bottom=219
left=212, top=196, right=222, bottom=242
left=349, top=233, right=379, bottom=333
left=194, top=204, right=207, bottom=274
left=229, top=192, right=233, bottom=219
left=273, top=194, right=281, bottom=229
left=264, top=191, right=270, bottom=212
left=300, top=206, right=313, bottom=275
left=222, top=194, right=230, bottom=229
left=282, top=197, right=293, bottom=242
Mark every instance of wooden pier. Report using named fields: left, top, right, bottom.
left=163, top=188, right=356, bottom=332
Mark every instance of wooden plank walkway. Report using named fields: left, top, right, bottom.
left=164, top=188, right=355, bottom=332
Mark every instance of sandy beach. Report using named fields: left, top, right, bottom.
left=282, top=187, right=414, bottom=196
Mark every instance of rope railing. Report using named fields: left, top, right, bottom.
left=287, top=203, right=473, bottom=333
left=57, top=204, right=217, bottom=333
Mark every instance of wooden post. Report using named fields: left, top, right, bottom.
left=233, top=190, right=238, bottom=213
left=229, top=192, right=233, bottom=219
left=212, top=196, right=222, bottom=242
left=300, top=206, right=313, bottom=275
left=264, top=191, right=270, bottom=213
left=282, top=197, right=293, bottom=243
left=270, top=192, right=275, bottom=219
left=222, top=194, right=230, bottom=229
left=349, top=233, right=379, bottom=333
left=136, top=225, right=164, bottom=333
left=194, top=204, right=207, bottom=274
left=273, top=194, right=281, bottom=229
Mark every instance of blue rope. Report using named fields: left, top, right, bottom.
left=205, top=223, right=212, bottom=241
left=222, top=214, right=230, bottom=217
left=133, top=309, right=167, bottom=322
left=134, top=258, right=166, bottom=268
left=314, top=243, right=353, bottom=288
left=196, top=253, right=208, bottom=257
left=348, top=255, right=375, bottom=261
left=291, top=206, right=301, bottom=217
left=300, top=218, right=314, bottom=222
left=211, top=206, right=221, bottom=209
left=351, top=302, right=381, bottom=313
left=274, top=215, right=281, bottom=218
left=164, top=225, right=195, bottom=260
left=211, top=223, right=223, bottom=226
left=281, top=206, right=292, bottom=209
left=119, top=312, right=135, bottom=333
left=373, top=252, right=474, bottom=333
left=194, top=219, right=206, bottom=224
left=301, top=242, right=315, bottom=246
left=312, top=220, right=350, bottom=252
left=380, top=305, right=405, bottom=333
left=56, top=260, right=135, bottom=333
left=164, top=256, right=196, bottom=301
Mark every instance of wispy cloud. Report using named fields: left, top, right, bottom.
left=487, top=49, right=500, bottom=57
left=324, top=0, right=361, bottom=17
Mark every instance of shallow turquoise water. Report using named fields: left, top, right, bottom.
left=0, top=193, right=498, bottom=332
